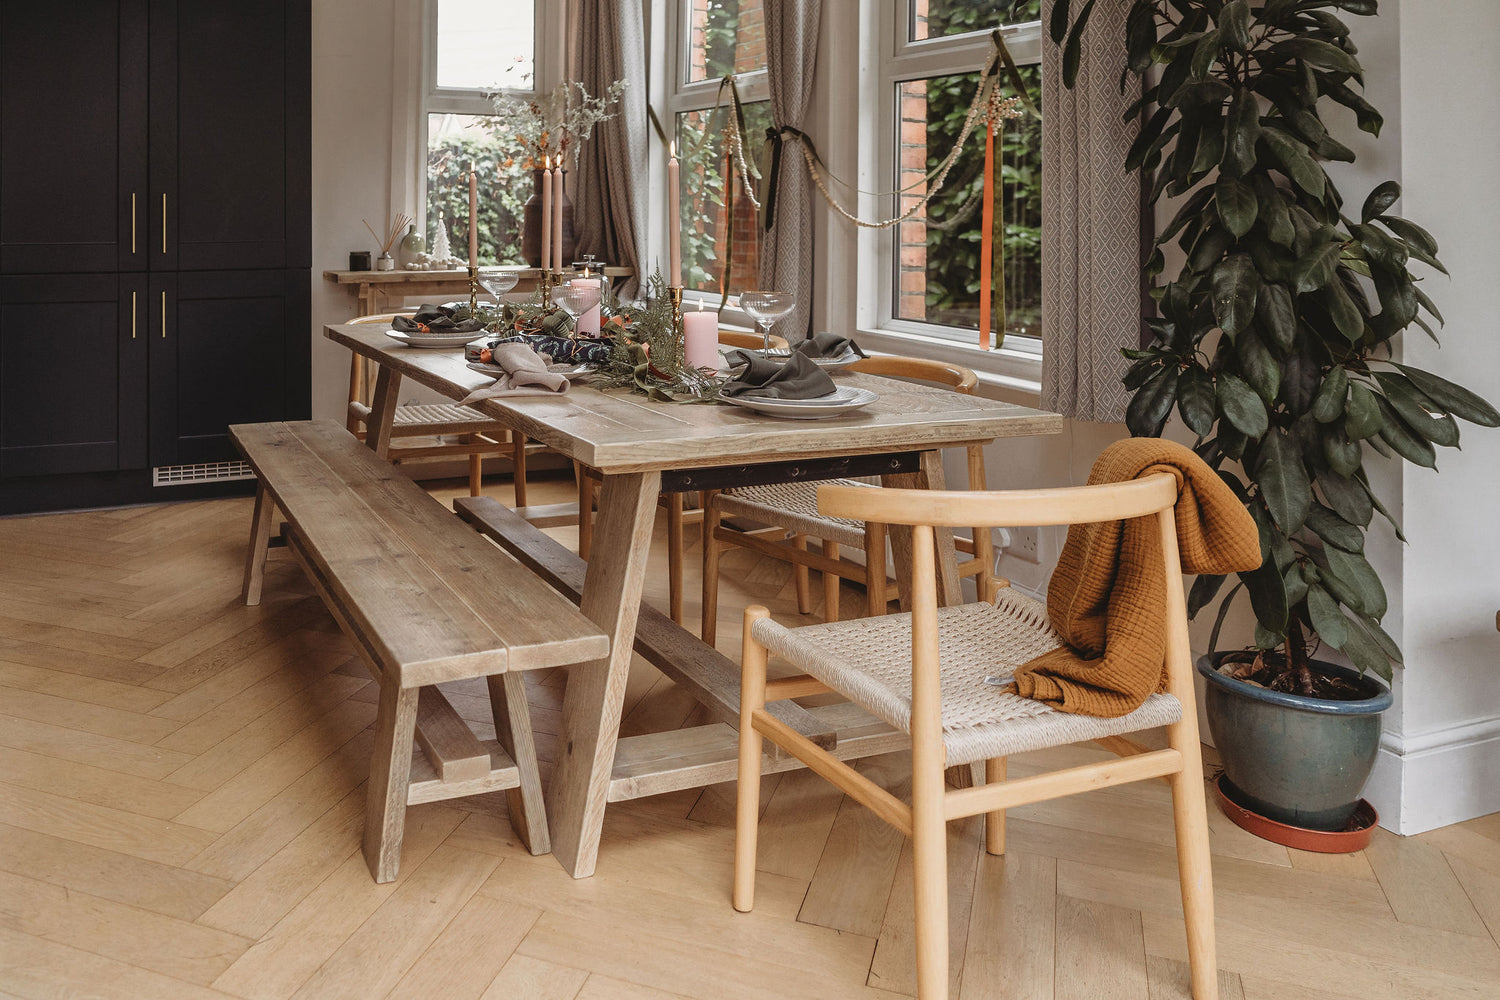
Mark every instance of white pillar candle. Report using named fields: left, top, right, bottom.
left=552, top=162, right=565, bottom=271
left=540, top=156, right=552, bottom=271
left=667, top=141, right=682, bottom=287
left=575, top=274, right=602, bottom=337
left=683, top=298, right=718, bottom=371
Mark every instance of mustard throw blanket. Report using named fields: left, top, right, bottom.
left=1012, top=438, right=1262, bottom=718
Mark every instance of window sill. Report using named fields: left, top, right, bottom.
left=852, top=326, right=1043, bottom=404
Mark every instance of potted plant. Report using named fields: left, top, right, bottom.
left=1047, top=0, right=1498, bottom=845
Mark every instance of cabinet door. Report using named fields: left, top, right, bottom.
left=0, top=275, right=149, bottom=477
left=150, top=0, right=311, bottom=272
left=0, top=1, right=149, bottom=274
left=150, top=269, right=309, bottom=466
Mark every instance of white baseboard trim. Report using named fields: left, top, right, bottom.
left=1365, top=716, right=1500, bottom=835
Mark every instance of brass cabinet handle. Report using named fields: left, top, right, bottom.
left=161, top=291, right=167, bottom=338
left=131, top=291, right=137, bottom=339
left=161, top=193, right=167, bottom=254
left=131, top=193, right=137, bottom=254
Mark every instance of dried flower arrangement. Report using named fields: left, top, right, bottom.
left=487, top=78, right=628, bottom=170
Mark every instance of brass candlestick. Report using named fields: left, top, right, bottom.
left=668, top=286, right=685, bottom=348
left=467, top=264, right=480, bottom=318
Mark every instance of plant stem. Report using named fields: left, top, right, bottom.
left=1287, top=618, right=1315, bottom=695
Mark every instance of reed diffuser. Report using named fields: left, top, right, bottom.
left=364, top=213, right=410, bottom=271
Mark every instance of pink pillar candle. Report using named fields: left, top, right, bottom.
left=468, top=165, right=479, bottom=264
left=552, top=163, right=564, bottom=271
left=667, top=143, right=682, bottom=286
left=540, top=157, right=552, bottom=271
left=682, top=300, right=719, bottom=372
left=574, top=276, right=601, bottom=337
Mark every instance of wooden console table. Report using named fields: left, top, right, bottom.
left=323, top=266, right=635, bottom=318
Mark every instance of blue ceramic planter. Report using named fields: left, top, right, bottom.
left=1197, top=653, right=1391, bottom=832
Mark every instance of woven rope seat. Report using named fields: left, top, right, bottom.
left=714, top=479, right=875, bottom=548
left=750, top=588, right=1183, bottom=766
left=388, top=403, right=503, bottom=434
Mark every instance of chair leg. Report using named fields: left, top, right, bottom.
left=912, top=748, right=950, bottom=999
left=241, top=481, right=275, bottom=606
left=363, top=679, right=419, bottom=883
left=865, top=520, right=888, bottom=618
left=512, top=433, right=529, bottom=507
left=668, top=492, right=685, bottom=626
left=984, top=757, right=1007, bottom=856
left=487, top=672, right=550, bottom=856
left=1169, top=733, right=1219, bottom=1000
left=467, top=435, right=483, bottom=498
left=821, top=540, right=840, bottom=623
left=734, top=606, right=771, bottom=913
left=791, top=534, right=813, bottom=614
left=702, top=492, right=722, bottom=647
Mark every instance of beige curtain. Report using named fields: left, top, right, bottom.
left=570, top=0, right=649, bottom=298
left=1040, top=0, right=1142, bottom=423
left=759, top=0, right=822, bottom=341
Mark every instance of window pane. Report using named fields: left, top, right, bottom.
left=910, top=0, right=1040, bottom=42
left=435, top=0, right=534, bottom=91
left=893, top=67, right=1042, bottom=338
left=427, top=114, right=530, bottom=266
left=686, top=0, right=767, bottom=84
left=675, top=102, right=774, bottom=295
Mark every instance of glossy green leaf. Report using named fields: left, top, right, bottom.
left=1320, top=469, right=1373, bottom=526
left=1306, top=502, right=1364, bottom=551
left=1177, top=367, right=1217, bottom=438
left=1236, top=330, right=1281, bottom=402
left=1218, top=374, right=1270, bottom=437
left=1324, top=546, right=1387, bottom=618
left=1049, top=0, right=1072, bottom=44
left=1216, top=174, right=1259, bottom=237
left=1188, top=573, right=1226, bottom=618
left=1213, top=254, right=1260, bottom=336
left=1324, top=275, right=1364, bottom=341
left=1126, top=366, right=1179, bottom=437
left=1361, top=180, right=1400, bottom=222
left=1375, top=372, right=1460, bottom=447
left=1263, top=129, right=1325, bottom=196
left=1377, top=214, right=1438, bottom=255
left=1256, top=282, right=1297, bottom=351
left=1341, top=618, right=1393, bottom=680
left=1323, top=425, right=1362, bottom=476
left=1344, top=381, right=1383, bottom=439
left=1290, top=241, right=1342, bottom=293
left=1244, top=561, right=1289, bottom=633
left=1310, top=366, right=1349, bottom=423
left=1062, top=0, right=1098, bottom=89
left=1219, top=0, right=1253, bottom=50
left=1270, top=37, right=1362, bottom=75
left=1356, top=223, right=1410, bottom=273
left=1253, top=175, right=1295, bottom=246
left=1393, top=363, right=1500, bottom=426
left=1306, top=584, right=1349, bottom=648
left=1375, top=395, right=1438, bottom=468
left=1256, top=430, right=1312, bottom=532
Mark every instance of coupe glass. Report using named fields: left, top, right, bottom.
left=740, top=290, right=796, bottom=352
left=476, top=267, right=520, bottom=303
left=551, top=281, right=603, bottom=338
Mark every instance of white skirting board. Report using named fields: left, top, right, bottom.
left=1362, top=717, right=1500, bottom=835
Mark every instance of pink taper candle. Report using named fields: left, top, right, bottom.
left=540, top=156, right=552, bottom=271
left=667, top=141, right=682, bottom=286
left=468, top=164, right=478, bottom=264
left=552, top=161, right=564, bottom=271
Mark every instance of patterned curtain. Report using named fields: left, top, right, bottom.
left=759, top=0, right=822, bottom=342
left=571, top=0, right=649, bottom=299
left=1040, top=0, right=1142, bottom=423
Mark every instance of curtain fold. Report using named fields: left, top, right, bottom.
left=571, top=0, right=649, bottom=298
left=1040, top=0, right=1142, bottom=423
left=759, top=0, right=822, bottom=342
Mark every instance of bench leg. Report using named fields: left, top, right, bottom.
left=364, top=678, right=419, bottom=883
left=365, top=367, right=402, bottom=459
left=667, top=492, right=685, bottom=626
left=241, top=481, right=276, bottom=606
left=488, top=672, right=550, bottom=856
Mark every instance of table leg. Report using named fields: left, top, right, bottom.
left=547, top=470, right=662, bottom=878
left=365, top=367, right=402, bottom=459
left=882, top=450, right=962, bottom=609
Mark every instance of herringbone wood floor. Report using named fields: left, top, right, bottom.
left=1, top=475, right=1498, bottom=1000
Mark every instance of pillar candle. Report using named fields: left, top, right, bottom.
left=667, top=141, right=682, bottom=286
left=575, top=274, right=601, bottom=337
left=552, top=162, right=565, bottom=271
left=468, top=164, right=479, bottom=265
left=683, top=298, right=718, bottom=372
left=540, top=156, right=552, bottom=271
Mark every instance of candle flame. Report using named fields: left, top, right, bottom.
left=544, top=155, right=551, bottom=169
left=697, top=298, right=704, bottom=311
left=669, top=140, right=677, bottom=159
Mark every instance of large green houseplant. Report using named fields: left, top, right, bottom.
left=1046, top=1, right=1498, bottom=833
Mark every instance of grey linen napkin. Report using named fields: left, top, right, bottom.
left=391, top=303, right=486, bottom=335
left=460, top=343, right=569, bottom=403
left=720, top=349, right=837, bottom=399
left=795, top=330, right=866, bottom=359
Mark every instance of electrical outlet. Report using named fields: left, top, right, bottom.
left=1009, top=526, right=1042, bottom=564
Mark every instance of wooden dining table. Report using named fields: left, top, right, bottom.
left=325, top=323, right=1063, bottom=878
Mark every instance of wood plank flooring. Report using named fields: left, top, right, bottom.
left=0, top=476, right=1497, bottom=999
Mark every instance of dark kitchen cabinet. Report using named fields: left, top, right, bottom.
left=0, top=2, right=310, bottom=512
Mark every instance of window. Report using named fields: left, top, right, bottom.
left=420, top=0, right=561, bottom=266
left=669, top=0, right=771, bottom=301
left=879, top=1, right=1043, bottom=347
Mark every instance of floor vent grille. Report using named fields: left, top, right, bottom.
left=153, top=461, right=256, bottom=487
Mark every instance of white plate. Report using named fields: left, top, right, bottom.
left=726, top=346, right=863, bottom=370
left=386, top=330, right=476, bottom=348
left=720, top=385, right=878, bottom=419
left=467, top=361, right=594, bottom=379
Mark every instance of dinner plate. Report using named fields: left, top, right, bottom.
left=729, top=346, right=863, bottom=370
left=466, top=361, right=594, bottom=379
left=386, top=330, right=476, bottom=348
left=720, top=385, right=878, bottom=419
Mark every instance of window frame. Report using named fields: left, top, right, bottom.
left=866, top=1, right=1043, bottom=355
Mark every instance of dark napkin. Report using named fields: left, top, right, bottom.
left=390, top=303, right=486, bottom=335
left=795, top=330, right=867, bottom=359
left=721, top=349, right=837, bottom=399
left=492, top=333, right=615, bottom=366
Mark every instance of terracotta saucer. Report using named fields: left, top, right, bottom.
left=1212, top=774, right=1378, bottom=853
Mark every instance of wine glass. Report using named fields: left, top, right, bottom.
left=740, top=290, right=796, bottom=353
left=476, top=267, right=520, bottom=304
left=551, top=281, right=602, bottom=339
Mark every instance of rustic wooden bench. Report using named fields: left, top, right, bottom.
left=232, top=420, right=610, bottom=882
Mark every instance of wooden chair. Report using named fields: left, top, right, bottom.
left=345, top=313, right=531, bottom=500
left=701, top=356, right=994, bottom=645
left=574, top=329, right=792, bottom=625
left=733, top=475, right=1217, bottom=999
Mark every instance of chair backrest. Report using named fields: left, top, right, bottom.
left=817, top=474, right=1181, bottom=528
left=347, top=312, right=413, bottom=326
left=848, top=356, right=978, bottom=394
left=719, top=329, right=791, bottom=351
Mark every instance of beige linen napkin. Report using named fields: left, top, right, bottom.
left=460, top=343, right=570, bottom=403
